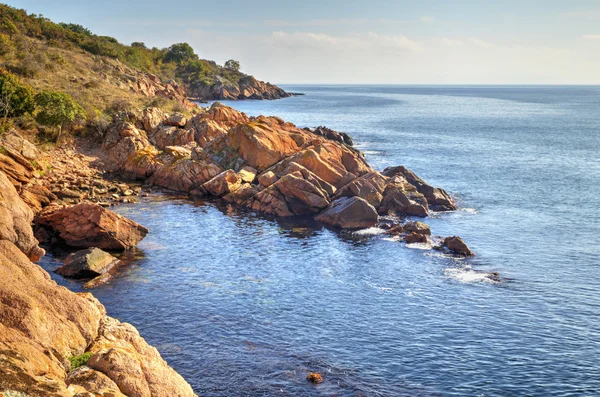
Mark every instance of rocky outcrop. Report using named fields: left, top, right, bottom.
left=188, top=74, right=292, bottom=101
left=383, top=166, right=456, bottom=211
left=0, top=171, right=45, bottom=261
left=99, top=103, right=459, bottom=231
left=35, top=203, right=148, bottom=250
left=0, top=240, right=196, bottom=396
left=55, top=248, right=119, bottom=278
left=316, top=196, right=378, bottom=229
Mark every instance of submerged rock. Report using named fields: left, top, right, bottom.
left=36, top=203, right=148, bottom=250
left=316, top=196, right=378, bottom=229
left=443, top=236, right=475, bottom=256
left=306, top=372, right=324, bottom=384
left=55, top=248, right=119, bottom=279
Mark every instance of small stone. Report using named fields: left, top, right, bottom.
left=123, top=189, right=134, bottom=196
left=307, top=372, right=323, bottom=384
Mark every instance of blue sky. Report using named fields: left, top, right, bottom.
left=6, top=0, right=600, bottom=84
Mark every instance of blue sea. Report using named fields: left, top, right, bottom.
left=42, top=85, right=600, bottom=396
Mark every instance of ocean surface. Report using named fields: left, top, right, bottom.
left=42, top=85, right=600, bottom=396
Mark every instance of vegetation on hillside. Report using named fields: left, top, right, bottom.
left=0, top=3, right=245, bottom=92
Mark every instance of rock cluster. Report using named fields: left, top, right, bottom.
left=188, top=75, right=292, bottom=101
left=100, top=103, right=459, bottom=233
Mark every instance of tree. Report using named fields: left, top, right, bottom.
left=131, top=42, right=146, bottom=49
left=224, top=59, right=240, bottom=72
left=0, top=70, right=35, bottom=128
left=164, top=43, right=197, bottom=65
left=34, top=90, right=84, bottom=141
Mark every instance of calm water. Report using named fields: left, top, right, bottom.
left=41, top=86, right=600, bottom=396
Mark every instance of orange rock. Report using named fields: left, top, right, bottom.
left=306, top=372, right=324, bottom=384
left=35, top=203, right=148, bottom=250
left=0, top=171, right=45, bottom=261
left=203, top=169, right=243, bottom=197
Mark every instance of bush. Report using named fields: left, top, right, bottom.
left=68, top=352, right=92, bottom=370
left=0, top=33, right=13, bottom=55
left=34, top=90, right=85, bottom=141
left=0, top=70, right=35, bottom=127
left=224, top=59, right=240, bottom=72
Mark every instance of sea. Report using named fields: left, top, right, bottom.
left=41, top=85, right=600, bottom=396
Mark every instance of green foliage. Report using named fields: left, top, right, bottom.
left=68, top=352, right=93, bottom=370
left=0, top=32, right=13, bottom=55
left=34, top=90, right=85, bottom=133
left=224, top=59, right=240, bottom=72
left=59, top=22, right=92, bottom=36
left=164, top=42, right=197, bottom=65
left=0, top=70, right=35, bottom=126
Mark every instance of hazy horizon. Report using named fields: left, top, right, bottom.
left=6, top=0, right=600, bottom=85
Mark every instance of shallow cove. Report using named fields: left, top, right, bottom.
left=41, top=85, right=600, bottom=396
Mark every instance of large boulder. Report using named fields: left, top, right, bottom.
left=55, top=248, right=119, bottom=278
left=316, top=196, right=378, bottom=229
left=225, top=117, right=306, bottom=170
left=149, top=125, right=195, bottom=150
left=87, top=316, right=197, bottom=397
left=335, top=171, right=388, bottom=207
left=202, top=169, right=242, bottom=197
left=443, top=236, right=475, bottom=256
left=0, top=150, right=34, bottom=189
left=141, top=107, right=166, bottom=134
left=164, top=112, right=187, bottom=127
left=271, top=172, right=330, bottom=215
left=190, top=118, right=229, bottom=148
left=148, top=158, right=222, bottom=192
left=35, top=203, right=148, bottom=250
left=378, top=176, right=429, bottom=217
left=19, top=184, right=57, bottom=214
left=0, top=171, right=44, bottom=261
left=383, top=166, right=456, bottom=211
left=66, top=366, right=127, bottom=397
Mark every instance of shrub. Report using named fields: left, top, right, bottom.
left=68, top=352, right=93, bottom=370
left=34, top=90, right=85, bottom=141
left=0, top=33, right=13, bottom=55
left=224, top=59, right=240, bottom=72
left=0, top=70, right=35, bottom=127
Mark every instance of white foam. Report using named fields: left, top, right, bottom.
left=445, top=267, right=495, bottom=284
left=353, top=227, right=387, bottom=236
left=461, top=207, right=478, bottom=214
left=406, top=242, right=434, bottom=250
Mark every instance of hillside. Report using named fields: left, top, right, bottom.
left=0, top=3, right=291, bottom=112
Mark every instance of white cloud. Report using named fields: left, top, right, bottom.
left=582, top=34, right=600, bottom=39
left=270, top=31, right=422, bottom=52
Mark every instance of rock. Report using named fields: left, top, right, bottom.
left=0, top=171, right=45, bottom=261
left=164, top=145, right=192, bottom=158
left=378, top=176, right=429, bottom=217
left=55, top=248, right=119, bottom=279
left=443, top=236, right=475, bottom=256
left=0, top=240, right=104, bottom=396
left=222, top=183, right=260, bottom=205
left=382, top=166, right=456, bottom=211
left=202, top=170, right=242, bottom=197
left=268, top=172, right=330, bottom=215
left=238, top=165, right=257, bottom=183
left=190, top=119, right=228, bottom=148
left=189, top=76, right=291, bottom=101
left=66, top=366, right=126, bottom=397
left=307, top=126, right=354, bottom=146
left=87, top=316, right=197, bottom=397
left=403, top=232, right=428, bottom=244
left=141, top=107, right=165, bottom=134
left=0, top=151, right=33, bottom=188
left=306, top=372, right=324, bottom=384
left=225, top=120, right=302, bottom=171
left=258, top=170, right=278, bottom=187
left=403, top=221, right=431, bottom=236
left=56, top=188, right=84, bottom=199
left=83, top=272, right=114, bottom=289
left=35, top=203, right=148, bottom=250
left=248, top=185, right=293, bottom=217
left=19, top=184, right=57, bottom=214
left=148, top=158, right=222, bottom=192
left=335, top=171, right=388, bottom=207
left=316, top=196, right=378, bottom=229
left=0, top=240, right=197, bottom=396
left=1, top=130, right=39, bottom=160
left=164, top=112, right=187, bottom=127
left=150, top=126, right=195, bottom=150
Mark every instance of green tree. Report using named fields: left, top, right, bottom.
left=164, top=43, right=197, bottom=65
left=0, top=70, right=35, bottom=128
left=224, top=59, right=240, bottom=72
left=34, top=90, right=84, bottom=141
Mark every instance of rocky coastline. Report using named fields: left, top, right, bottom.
left=0, top=101, right=487, bottom=395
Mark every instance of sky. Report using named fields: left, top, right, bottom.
left=6, top=0, right=600, bottom=84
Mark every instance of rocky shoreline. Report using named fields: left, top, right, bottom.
left=0, top=102, right=488, bottom=395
